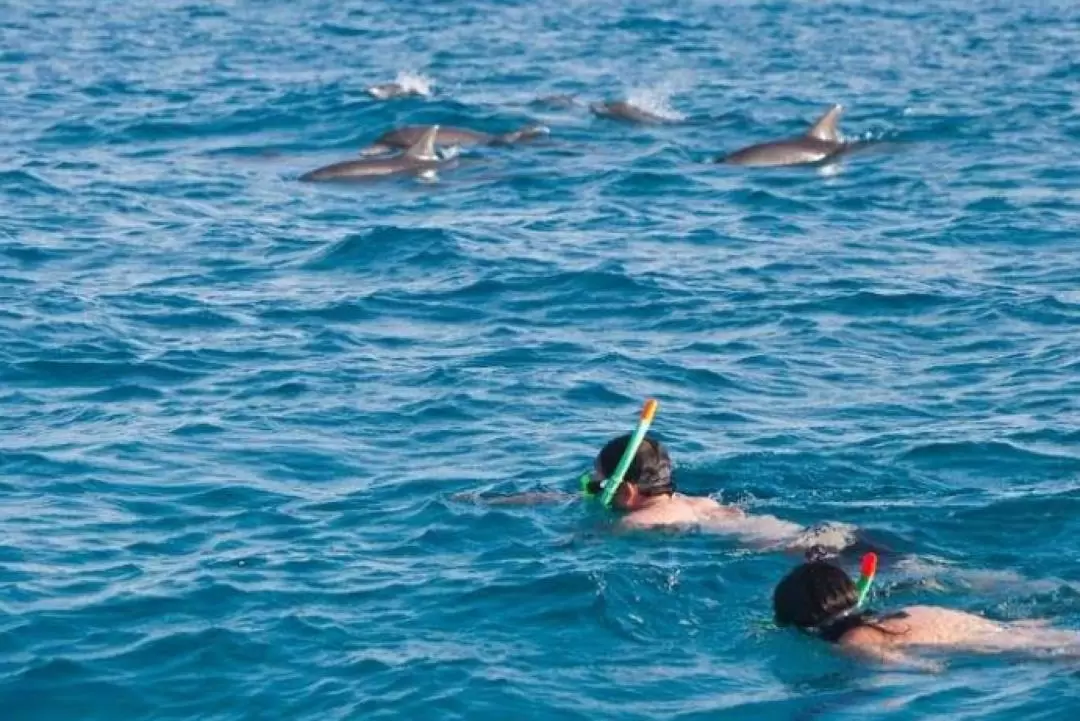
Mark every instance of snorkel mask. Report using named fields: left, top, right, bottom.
left=578, top=399, right=659, bottom=508
left=803, top=552, right=879, bottom=639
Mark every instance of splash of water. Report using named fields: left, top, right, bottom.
left=787, top=521, right=859, bottom=551
left=394, top=70, right=434, bottom=96
left=437, top=144, right=462, bottom=161
left=624, top=85, right=686, bottom=122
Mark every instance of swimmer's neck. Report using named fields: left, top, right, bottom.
left=634, top=493, right=677, bottom=510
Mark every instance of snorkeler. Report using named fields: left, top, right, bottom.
left=459, top=430, right=730, bottom=527
left=466, top=399, right=868, bottom=556
left=773, top=558, right=1080, bottom=669
left=464, top=399, right=742, bottom=528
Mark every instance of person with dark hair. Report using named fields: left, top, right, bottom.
left=579, top=433, right=743, bottom=528
left=460, top=433, right=758, bottom=530
left=458, top=429, right=871, bottom=554
left=773, top=560, right=1080, bottom=668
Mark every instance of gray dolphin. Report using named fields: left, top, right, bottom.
left=300, top=126, right=447, bottom=182
left=359, top=124, right=549, bottom=156
left=366, top=82, right=425, bottom=100
left=717, top=105, right=864, bottom=167
left=589, top=100, right=669, bottom=124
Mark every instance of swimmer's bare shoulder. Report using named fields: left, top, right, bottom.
left=839, top=625, right=885, bottom=649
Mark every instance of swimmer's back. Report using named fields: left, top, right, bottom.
left=621, top=495, right=738, bottom=528
left=844, top=605, right=1003, bottom=649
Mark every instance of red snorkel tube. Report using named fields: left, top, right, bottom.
left=854, top=552, right=878, bottom=608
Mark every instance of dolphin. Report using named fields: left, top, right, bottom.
left=589, top=100, right=669, bottom=124
left=359, top=124, right=549, bottom=156
left=717, top=105, right=865, bottom=167
left=300, top=126, right=447, bottom=182
left=366, top=82, right=425, bottom=100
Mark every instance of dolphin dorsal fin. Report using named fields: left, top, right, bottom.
left=405, top=125, right=439, bottom=160
left=805, top=104, right=843, bottom=142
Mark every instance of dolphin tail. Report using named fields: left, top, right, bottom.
left=805, top=104, right=843, bottom=142
left=404, top=125, right=439, bottom=161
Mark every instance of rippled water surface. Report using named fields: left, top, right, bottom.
left=3, top=0, right=1080, bottom=719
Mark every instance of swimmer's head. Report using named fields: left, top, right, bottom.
left=773, top=561, right=858, bottom=632
left=582, top=433, right=674, bottom=509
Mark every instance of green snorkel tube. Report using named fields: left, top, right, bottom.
left=582, top=399, right=658, bottom=508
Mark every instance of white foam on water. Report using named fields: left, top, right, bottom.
left=787, top=521, right=860, bottom=551
left=395, top=70, right=434, bottom=96
left=437, top=145, right=462, bottom=161
left=818, top=162, right=843, bottom=177
left=624, top=84, right=686, bottom=122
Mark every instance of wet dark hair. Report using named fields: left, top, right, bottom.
left=596, top=433, right=674, bottom=497
left=773, top=561, right=907, bottom=643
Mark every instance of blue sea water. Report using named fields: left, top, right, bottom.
left=3, top=0, right=1080, bottom=718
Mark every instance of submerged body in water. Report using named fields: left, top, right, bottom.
left=774, top=561, right=1080, bottom=670
left=460, top=434, right=865, bottom=556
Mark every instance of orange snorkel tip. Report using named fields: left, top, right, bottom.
left=854, top=552, right=878, bottom=608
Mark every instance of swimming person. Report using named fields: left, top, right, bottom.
left=460, top=431, right=741, bottom=523
left=457, top=431, right=724, bottom=524
left=773, top=559, right=1080, bottom=669
left=459, top=399, right=871, bottom=553
left=470, top=432, right=865, bottom=554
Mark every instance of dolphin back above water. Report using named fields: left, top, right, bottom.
left=718, top=105, right=862, bottom=167
left=300, top=126, right=445, bottom=182
left=359, top=124, right=549, bottom=156
left=589, top=100, right=669, bottom=124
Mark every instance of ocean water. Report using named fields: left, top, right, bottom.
left=3, top=0, right=1080, bottom=718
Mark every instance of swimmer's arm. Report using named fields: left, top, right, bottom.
left=451, top=491, right=577, bottom=506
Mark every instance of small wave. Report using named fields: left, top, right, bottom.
left=75, top=384, right=165, bottom=403
left=301, top=225, right=458, bottom=271
left=788, top=290, right=953, bottom=317
left=0, top=169, right=69, bottom=198
left=899, top=440, right=1080, bottom=471
left=10, top=358, right=201, bottom=387
left=170, top=422, right=224, bottom=437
